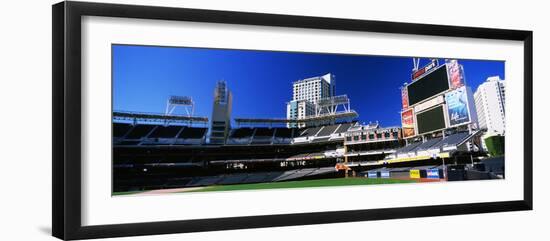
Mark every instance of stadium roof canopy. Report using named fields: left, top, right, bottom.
left=113, top=111, right=209, bottom=123
left=234, top=111, right=358, bottom=126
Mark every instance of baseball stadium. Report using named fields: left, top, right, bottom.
left=112, top=47, right=505, bottom=196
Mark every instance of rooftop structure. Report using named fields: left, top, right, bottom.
left=287, top=73, right=336, bottom=127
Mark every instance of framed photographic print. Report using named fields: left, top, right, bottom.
left=52, top=1, right=533, bottom=240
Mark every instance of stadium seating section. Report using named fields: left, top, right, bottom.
left=415, top=137, right=443, bottom=151
left=396, top=141, right=422, bottom=154
left=437, top=132, right=469, bottom=148
left=298, top=126, right=322, bottom=137
left=148, top=125, right=183, bottom=138
left=113, top=123, right=132, bottom=137
left=114, top=122, right=355, bottom=146
left=273, top=128, right=294, bottom=138
left=113, top=122, right=207, bottom=145
left=125, top=125, right=156, bottom=139
left=291, top=123, right=353, bottom=143
left=316, top=124, right=339, bottom=136
left=254, top=128, right=274, bottom=137
left=230, top=128, right=254, bottom=138
left=334, top=123, right=353, bottom=133
left=177, top=127, right=207, bottom=139
left=394, top=132, right=473, bottom=157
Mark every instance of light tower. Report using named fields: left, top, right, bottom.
left=314, top=95, right=351, bottom=117
left=209, top=80, right=233, bottom=145
left=165, top=96, right=195, bottom=117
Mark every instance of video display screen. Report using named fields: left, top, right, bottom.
left=407, top=66, right=450, bottom=106
left=416, top=105, right=446, bottom=134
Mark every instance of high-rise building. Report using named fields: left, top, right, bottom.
left=474, top=76, right=506, bottom=135
left=209, top=80, right=232, bottom=144
left=286, top=100, right=315, bottom=121
left=292, top=73, right=335, bottom=102
left=286, top=73, right=335, bottom=127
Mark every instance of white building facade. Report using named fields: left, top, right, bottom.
left=474, top=76, right=506, bottom=136
left=286, top=73, right=335, bottom=124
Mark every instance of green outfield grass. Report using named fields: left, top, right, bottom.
left=186, top=177, right=417, bottom=193
left=112, top=190, right=146, bottom=196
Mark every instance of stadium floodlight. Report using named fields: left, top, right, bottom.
left=165, top=95, right=195, bottom=117
left=314, top=95, right=351, bottom=116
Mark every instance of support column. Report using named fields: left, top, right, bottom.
left=344, top=144, right=349, bottom=178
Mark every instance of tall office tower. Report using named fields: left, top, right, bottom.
left=209, top=80, right=233, bottom=144
left=474, top=76, right=506, bottom=135
left=286, top=73, right=335, bottom=127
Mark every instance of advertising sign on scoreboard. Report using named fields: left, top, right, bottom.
left=446, top=59, right=465, bottom=89
left=414, top=95, right=444, bottom=113
left=411, top=60, right=438, bottom=81
left=401, top=109, right=415, bottom=138
left=401, top=87, right=409, bottom=109
left=445, top=86, right=471, bottom=127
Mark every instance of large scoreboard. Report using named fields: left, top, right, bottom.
left=416, top=105, right=446, bottom=134
left=400, top=59, right=477, bottom=138
left=407, top=65, right=450, bottom=106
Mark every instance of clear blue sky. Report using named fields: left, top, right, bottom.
left=113, top=45, right=504, bottom=127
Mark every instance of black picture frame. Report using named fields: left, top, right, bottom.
left=52, top=1, right=533, bottom=240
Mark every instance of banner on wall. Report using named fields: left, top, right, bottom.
left=446, top=59, right=465, bottom=89
left=427, top=169, right=440, bottom=179
left=401, top=87, right=409, bottom=109
left=401, top=109, right=415, bottom=138
left=445, top=86, right=471, bottom=127
left=367, top=171, right=378, bottom=178
left=410, top=169, right=420, bottom=179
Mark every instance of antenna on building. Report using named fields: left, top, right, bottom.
left=413, top=58, right=439, bottom=73
left=412, top=57, right=421, bottom=72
